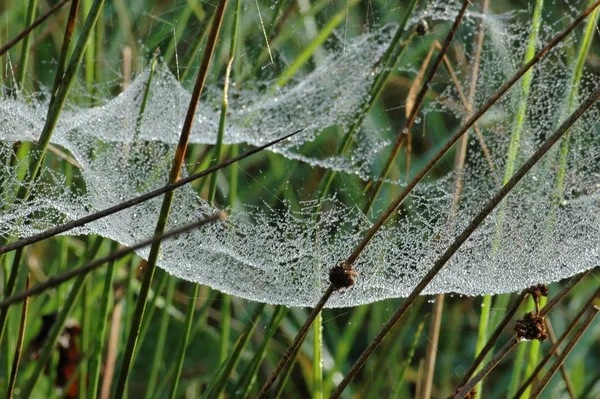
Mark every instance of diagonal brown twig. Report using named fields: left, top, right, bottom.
left=364, top=0, right=471, bottom=213
left=0, top=0, right=71, bottom=58
left=0, top=214, right=224, bottom=311
left=512, top=285, right=600, bottom=398
left=529, top=305, right=599, bottom=398
left=0, top=128, right=304, bottom=256
left=258, top=3, right=600, bottom=395
left=333, top=70, right=600, bottom=399
left=453, top=270, right=592, bottom=399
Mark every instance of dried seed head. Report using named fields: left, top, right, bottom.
left=329, top=262, right=358, bottom=290
left=515, top=312, right=547, bottom=341
left=416, top=20, right=429, bottom=36
left=525, top=284, right=549, bottom=299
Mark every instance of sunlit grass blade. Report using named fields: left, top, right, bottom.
left=476, top=2, right=545, bottom=395
left=233, top=305, right=287, bottom=398
left=392, top=319, right=425, bottom=398
left=312, top=311, right=323, bottom=399
left=203, top=303, right=266, bottom=399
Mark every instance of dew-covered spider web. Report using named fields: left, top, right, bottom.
left=0, top=0, right=599, bottom=307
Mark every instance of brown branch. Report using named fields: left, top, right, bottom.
left=529, top=305, right=599, bottom=398
left=0, top=214, right=224, bottom=310
left=454, top=271, right=592, bottom=399
left=545, top=318, right=577, bottom=399
left=0, top=127, right=304, bottom=256
left=0, top=0, right=71, bottom=57
left=512, top=285, right=600, bottom=398
left=331, top=74, right=600, bottom=399
left=457, top=290, right=527, bottom=386
left=365, top=0, right=471, bottom=212
left=455, top=336, right=521, bottom=399
left=347, top=0, right=600, bottom=266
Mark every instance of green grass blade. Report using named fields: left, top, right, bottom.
left=19, top=237, right=102, bottom=398
left=475, top=1, right=544, bottom=396
left=203, top=303, right=266, bottom=399
left=312, top=311, right=323, bottom=399
left=15, top=0, right=38, bottom=92
left=146, top=276, right=177, bottom=398
left=275, top=0, right=359, bottom=88
left=114, top=1, right=229, bottom=393
left=392, top=320, right=425, bottom=398
left=233, top=305, right=287, bottom=398
left=168, top=282, right=200, bottom=398
left=88, top=240, right=118, bottom=399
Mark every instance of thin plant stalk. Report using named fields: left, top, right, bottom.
left=114, top=0, right=230, bottom=393
left=512, top=286, right=600, bottom=398
left=521, top=294, right=547, bottom=397
left=392, top=320, right=426, bottom=398
left=100, top=294, right=123, bottom=399
left=0, top=0, right=105, bottom=349
left=19, top=237, right=102, bottom=398
left=455, top=336, right=521, bottom=399
left=172, top=2, right=239, bottom=395
left=15, top=0, right=39, bottom=91
left=49, top=0, right=81, bottom=105
left=0, top=215, right=224, bottom=310
left=80, top=268, right=91, bottom=398
left=273, top=342, right=302, bottom=399
left=420, top=5, right=490, bottom=386
left=257, top=284, right=335, bottom=398
left=480, top=4, right=545, bottom=388
left=145, top=276, right=176, bottom=398
left=313, top=0, right=421, bottom=203
left=168, top=282, right=200, bottom=399
left=133, top=48, right=160, bottom=143
left=344, top=0, right=600, bottom=268
left=420, top=294, right=444, bottom=399
left=454, top=271, right=591, bottom=398
left=81, top=0, right=96, bottom=98
left=457, top=291, right=527, bottom=386
left=312, top=311, right=323, bottom=399
left=550, top=2, right=600, bottom=215
left=0, top=0, right=70, bottom=58
left=259, top=4, right=600, bottom=390
left=544, top=319, right=576, bottom=399
left=330, top=77, right=600, bottom=399
left=5, top=275, right=29, bottom=399
left=88, top=240, right=119, bottom=399
left=203, top=303, right=266, bottom=399
left=529, top=306, right=600, bottom=399
left=151, top=291, right=218, bottom=398
left=0, top=128, right=304, bottom=257
left=233, top=305, right=287, bottom=398
left=364, top=0, right=470, bottom=213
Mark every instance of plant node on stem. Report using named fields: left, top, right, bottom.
left=329, top=262, right=358, bottom=290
